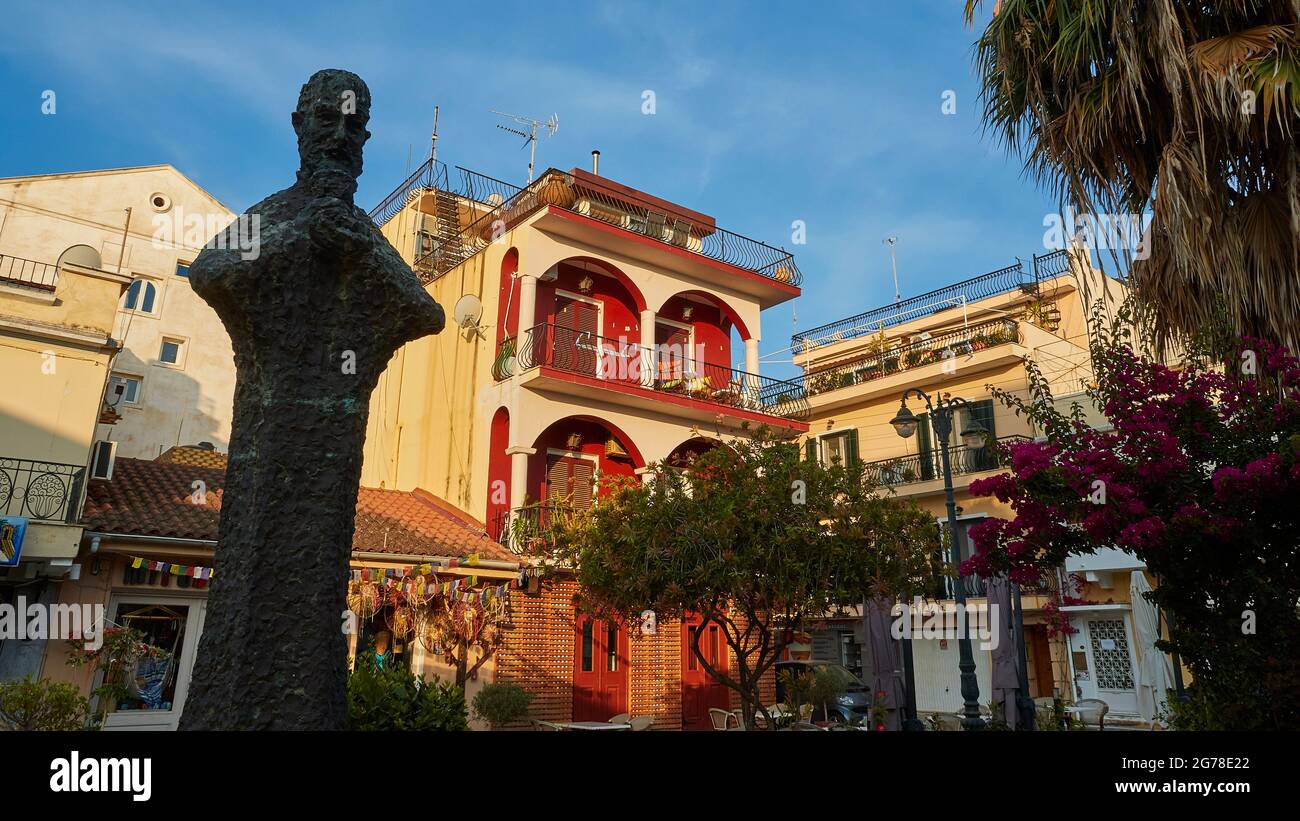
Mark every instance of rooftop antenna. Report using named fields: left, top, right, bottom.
left=430, top=105, right=439, bottom=164
left=490, top=109, right=559, bottom=183
left=884, top=236, right=900, bottom=304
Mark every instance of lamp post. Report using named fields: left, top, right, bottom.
left=890, top=388, right=987, bottom=730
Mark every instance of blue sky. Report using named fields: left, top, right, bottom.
left=0, top=0, right=1055, bottom=377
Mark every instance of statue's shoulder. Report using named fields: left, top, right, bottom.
left=243, top=184, right=305, bottom=222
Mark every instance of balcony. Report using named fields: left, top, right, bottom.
left=494, top=323, right=809, bottom=425
left=0, top=458, right=86, bottom=523
left=490, top=504, right=576, bottom=556
left=804, top=318, right=1020, bottom=398
left=862, top=434, right=1030, bottom=489
left=370, top=159, right=801, bottom=291
left=0, top=254, right=59, bottom=293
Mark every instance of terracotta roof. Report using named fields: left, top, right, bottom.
left=156, top=445, right=228, bottom=470
left=81, top=457, right=516, bottom=564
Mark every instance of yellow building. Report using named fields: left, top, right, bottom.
left=361, top=158, right=805, bottom=728
left=792, top=248, right=1158, bottom=721
left=0, top=166, right=238, bottom=461
left=0, top=236, right=129, bottom=679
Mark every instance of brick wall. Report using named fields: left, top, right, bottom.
left=496, top=579, right=775, bottom=730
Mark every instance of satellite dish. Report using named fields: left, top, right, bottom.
left=453, top=294, right=486, bottom=339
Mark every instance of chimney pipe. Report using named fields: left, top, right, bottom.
left=591, top=150, right=600, bottom=175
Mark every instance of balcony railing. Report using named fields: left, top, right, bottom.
left=0, top=457, right=86, bottom=523
left=373, top=161, right=801, bottom=287
left=793, top=260, right=1035, bottom=351
left=496, top=323, right=809, bottom=422
left=491, top=504, right=578, bottom=556
left=0, top=254, right=59, bottom=292
left=862, top=435, right=1031, bottom=488
left=804, top=318, right=1020, bottom=397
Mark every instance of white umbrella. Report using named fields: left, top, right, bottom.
left=1130, top=571, right=1174, bottom=725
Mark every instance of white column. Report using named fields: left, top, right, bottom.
left=639, top=308, right=656, bottom=387
left=517, top=273, right=538, bottom=336
left=505, top=445, right=536, bottom=553
left=744, top=337, right=761, bottom=408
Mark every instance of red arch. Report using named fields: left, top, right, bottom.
left=497, top=247, right=520, bottom=343
left=531, top=414, right=646, bottom=469
left=557, top=256, right=648, bottom=313
left=656, top=289, right=751, bottom=340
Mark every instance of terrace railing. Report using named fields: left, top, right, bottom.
left=861, top=434, right=1030, bottom=488
left=0, top=457, right=86, bottom=523
left=793, top=260, right=1035, bottom=351
left=804, top=318, right=1020, bottom=397
left=0, top=254, right=59, bottom=292
left=499, top=323, right=809, bottom=421
left=374, top=163, right=801, bottom=287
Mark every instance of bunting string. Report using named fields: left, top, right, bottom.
left=127, top=556, right=214, bottom=579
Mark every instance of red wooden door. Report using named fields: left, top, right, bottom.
left=554, top=296, right=599, bottom=376
left=573, top=614, right=628, bottom=722
left=655, top=322, right=691, bottom=381
left=681, top=616, right=731, bottom=730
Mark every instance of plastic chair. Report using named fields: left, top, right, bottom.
left=532, top=719, right=563, bottom=731
left=627, top=716, right=653, bottom=731
left=708, top=707, right=740, bottom=731
left=607, top=713, right=631, bottom=725
left=928, top=713, right=963, bottom=731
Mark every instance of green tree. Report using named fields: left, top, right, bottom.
left=0, top=676, right=95, bottom=731
left=531, top=429, right=939, bottom=729
left=964, top=1, right=1300, bottom=351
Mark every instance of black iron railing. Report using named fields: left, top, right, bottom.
left=1032, top=249, right=1072, bottom=279
left=502, top=323, right=809, bottom=421
left=804, top=318, right=1020, bottom=397
left=372, top=162, right=801, bottom=287
left=861, top=434, right=1030, bottom=488
left=0, top=458, right=86, bottom=523
left=491, top=504, right=578, bottom=555
left=0, top=254, right=59, bottom=292
left=792, top=261, right=1034, bottom=351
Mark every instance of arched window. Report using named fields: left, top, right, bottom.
left=123, top=279, right=158, bottom=314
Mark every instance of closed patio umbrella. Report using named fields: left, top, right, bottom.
left=1131, top=571, right=1174, bottom=726
left=864, top=596, right=904, bottom=730
left=986, top=574, right=1019, bottom=729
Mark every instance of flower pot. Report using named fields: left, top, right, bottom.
left=536, top=175, right=576, bottom=208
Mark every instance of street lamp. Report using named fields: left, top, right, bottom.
left=890, top=388, right=987, bottom=730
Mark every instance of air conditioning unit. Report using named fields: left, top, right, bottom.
left=917, top=332, right=932, bottom=342
left=89, top=440, right=117, bottom=480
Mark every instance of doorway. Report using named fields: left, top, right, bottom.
left=572, top=614, right=628, bottom=722
left=1067, top=610, right=1140, bottom=716
left=681, top=616, right=730, bottom=730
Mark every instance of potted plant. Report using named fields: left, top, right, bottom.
left=471, top=682, right=535, bottom=730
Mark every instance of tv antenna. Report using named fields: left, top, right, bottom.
left=884, top=236, right=901, bottom=304
left=490, top=109, right=558, bottom=183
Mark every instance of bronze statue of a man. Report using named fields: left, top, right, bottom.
left=181, top=70, right=443, bottom=730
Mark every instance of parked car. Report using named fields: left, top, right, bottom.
left=774, top=660, right=873, bottom=726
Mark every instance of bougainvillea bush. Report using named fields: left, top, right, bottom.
left=963, top=322, right=1300, bottom=729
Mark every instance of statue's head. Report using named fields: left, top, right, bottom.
left=292, top=69, right=371, bottom=200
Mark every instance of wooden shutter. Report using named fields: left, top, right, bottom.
left=917, top=413, right=935, bottom=480
left=555, top=297, right=599, bottom=375
left=547, top=455, right=595, bottom=510
left=844, top=429, right=860, bottom=466
left=966, top=399, right=996, bottom=470
left=655, top=323, right=691, bottom=380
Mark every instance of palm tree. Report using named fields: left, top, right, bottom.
left=964, top=1, right=1299, bottom=351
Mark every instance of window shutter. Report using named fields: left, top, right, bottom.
left=804, top=438, right=817, bottom=462
left=917, top=414, right=934, bottom=480
left=844, top=429, right=860, bottom=466
left=967, top=399, right=996, bottom=470
left=572, top=460, right=595, bottom=510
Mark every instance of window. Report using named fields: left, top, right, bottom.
left=123, top=279, right=159, bottom=314
left=158, top=337, right=186, bottom=367
left=90, top=440, right=117, bottom=480
left=108, top=373, right=142, bottom=405
left=108, top=602, right=189, bottom=711
left=175, top=262, right=190, bottom=278
left=815, top=429, right=859, bottom=466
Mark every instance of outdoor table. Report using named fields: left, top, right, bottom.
left=557, top=721, right=632, bottom=730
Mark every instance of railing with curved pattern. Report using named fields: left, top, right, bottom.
left=373, top=162, right=801, bottom=287
left=793, top=261, right=1034, bottom=351
left=804, top=318, right=1020, bottom=397
left=0, top=458, right=86, bottom=523
left=497, top=323, right=809, bottom=422
left=861, top=434, right=1031, bottom=488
